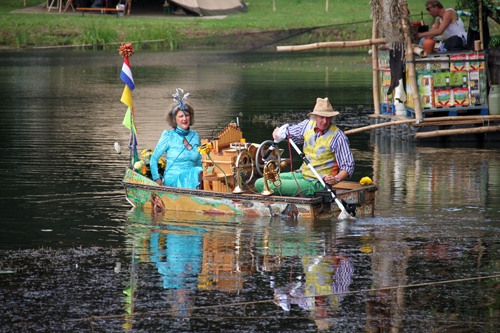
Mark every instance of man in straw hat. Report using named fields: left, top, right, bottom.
left=255, top=97, right=354, bottom=197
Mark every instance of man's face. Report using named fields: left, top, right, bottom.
left=316, top=115, right=332, bottom=131
left=426, top=4, right=438, bottom=17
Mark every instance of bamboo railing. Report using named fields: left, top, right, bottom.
left=344, top=115, right=500, bottom=135
left=276, top=39, right=387, bottom=52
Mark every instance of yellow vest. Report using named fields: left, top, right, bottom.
left=301, top=121, right=338, bottom=181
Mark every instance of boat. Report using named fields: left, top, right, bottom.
left=122, top=168, right=377, bottom=220
left=122, top=123, right=377, bottom=220
left=116, top=44, right=376, bottom=220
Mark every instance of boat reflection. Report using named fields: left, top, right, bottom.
left=123, top=207, right=360, bottom=328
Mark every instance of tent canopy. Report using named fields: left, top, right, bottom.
left=169, top=0, right=247, bottom=16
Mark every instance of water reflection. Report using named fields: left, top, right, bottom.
left=1, top=49, right=500, bottom=331
left=122, top=208, right=363, bottom=329
left=371, top=132, right=500, bottom=218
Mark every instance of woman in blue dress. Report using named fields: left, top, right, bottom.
left=150, top=89, right=204, bottom=189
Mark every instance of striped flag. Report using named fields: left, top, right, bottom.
left=121, top=57, right=135, bottom=91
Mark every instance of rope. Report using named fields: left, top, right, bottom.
left=68, top=273, right=500, bottom=323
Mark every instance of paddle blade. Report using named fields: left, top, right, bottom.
left=338, top=210, right=355, bottom=220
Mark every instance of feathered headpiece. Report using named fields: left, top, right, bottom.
left=172, top=88, right=190, bottom=118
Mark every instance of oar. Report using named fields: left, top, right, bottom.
left=287, top=137, right=355, bottom=220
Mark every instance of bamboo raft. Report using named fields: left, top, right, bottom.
left=275, top=0, right=499, bottom=142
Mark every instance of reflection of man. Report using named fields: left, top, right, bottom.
left=418, top=0, right=467, bottom=51
left=271, top=256, right=354, bottom=314
left=303, top=256, right=354, bottom=308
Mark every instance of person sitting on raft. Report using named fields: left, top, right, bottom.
left=255, top=97, right=354, bottom=197
left=418, top=0, right=467, bottom=51
left=150, top=88, right=204, bottom=189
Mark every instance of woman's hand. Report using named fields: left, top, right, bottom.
left=155, top=179, right=163, bottom=186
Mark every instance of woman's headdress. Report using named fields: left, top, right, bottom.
left=172, top=88, right=190, bottom=118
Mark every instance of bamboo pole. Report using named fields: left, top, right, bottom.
left=413, top=115, right=500, bottom=125
left=422, top=115, right=500, bottom=122
left=414, top=125, right=500, bottom=139
left=369, top=46, right=427, bottom=58
left=411, top=44, right=427, bottom=57
left=478, top=0, right=484, bottom=50
left=276, top=39, right=386, bottom=52
left=344, top=115, right=500, bottom=135
left=372, top=12, right=381, bottom=116
left=345, top=119, right=417, bottom=135
left=401, top=0, right=423, bottom=122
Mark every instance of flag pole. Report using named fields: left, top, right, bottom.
left=119, top=43, right=139, bottom=166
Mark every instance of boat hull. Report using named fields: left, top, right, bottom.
left=122, top=168, right=377, bottom=219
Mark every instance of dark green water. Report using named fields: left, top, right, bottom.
left=0, top=49, right=499, bottom=331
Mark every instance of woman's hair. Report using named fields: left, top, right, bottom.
left=166, top=102, right=195, bottom=128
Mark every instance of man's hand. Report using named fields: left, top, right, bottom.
left=272, top=127, right=280, bottom=141
left=323, top=175, right=340, bottom=186
left=155, top=178, right=163, bottom=186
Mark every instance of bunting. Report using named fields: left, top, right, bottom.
left=119, top=43, right=138, bottom=165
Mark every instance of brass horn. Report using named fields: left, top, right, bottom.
left=233, top=181, right=245, bottom=194
left=261, top=160, right=281, bottom=196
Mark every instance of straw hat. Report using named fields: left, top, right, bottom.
left=307, top=98, right=339, bottom=118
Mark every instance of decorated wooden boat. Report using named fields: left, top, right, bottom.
left=116, top=43, right=376, bottom=220
left=122, top=123, right=377, bottom=220
left=122, top=168, right=377, bottom=220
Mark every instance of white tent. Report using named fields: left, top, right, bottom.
left=169, top=0, right=247, bottom=16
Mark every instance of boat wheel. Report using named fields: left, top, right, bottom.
left=255, top=140, right=281, bottom=176
left=234, top=150, right=255, bottom=185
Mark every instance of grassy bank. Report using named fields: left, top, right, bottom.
left=0, top=0, right=476, bottom=49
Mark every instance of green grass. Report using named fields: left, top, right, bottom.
left=0, top=0, right=495, bottom=49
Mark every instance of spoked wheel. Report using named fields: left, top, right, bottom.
left=234, top=150, right=255, bottom=186
left=255, top=140, right=281, bottom=176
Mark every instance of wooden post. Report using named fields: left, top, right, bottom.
left=325, top=0, right=329, bottom=12
left=126, top=0, right=131, bottom=16
left=401, top=0, right=423, bottom=122
left=372, top=13, right=381, bottom=115
left=273, top=0, right=276, bottom=12
left=478, top=0, right=484, bottom=50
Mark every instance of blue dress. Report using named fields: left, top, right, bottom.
left=150, top=126, right=203, bottom=189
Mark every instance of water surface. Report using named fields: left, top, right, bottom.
left=0, top=49, right=499, bottom=331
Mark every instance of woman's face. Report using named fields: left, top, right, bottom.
left=175, top=110, right=191, bottom=130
